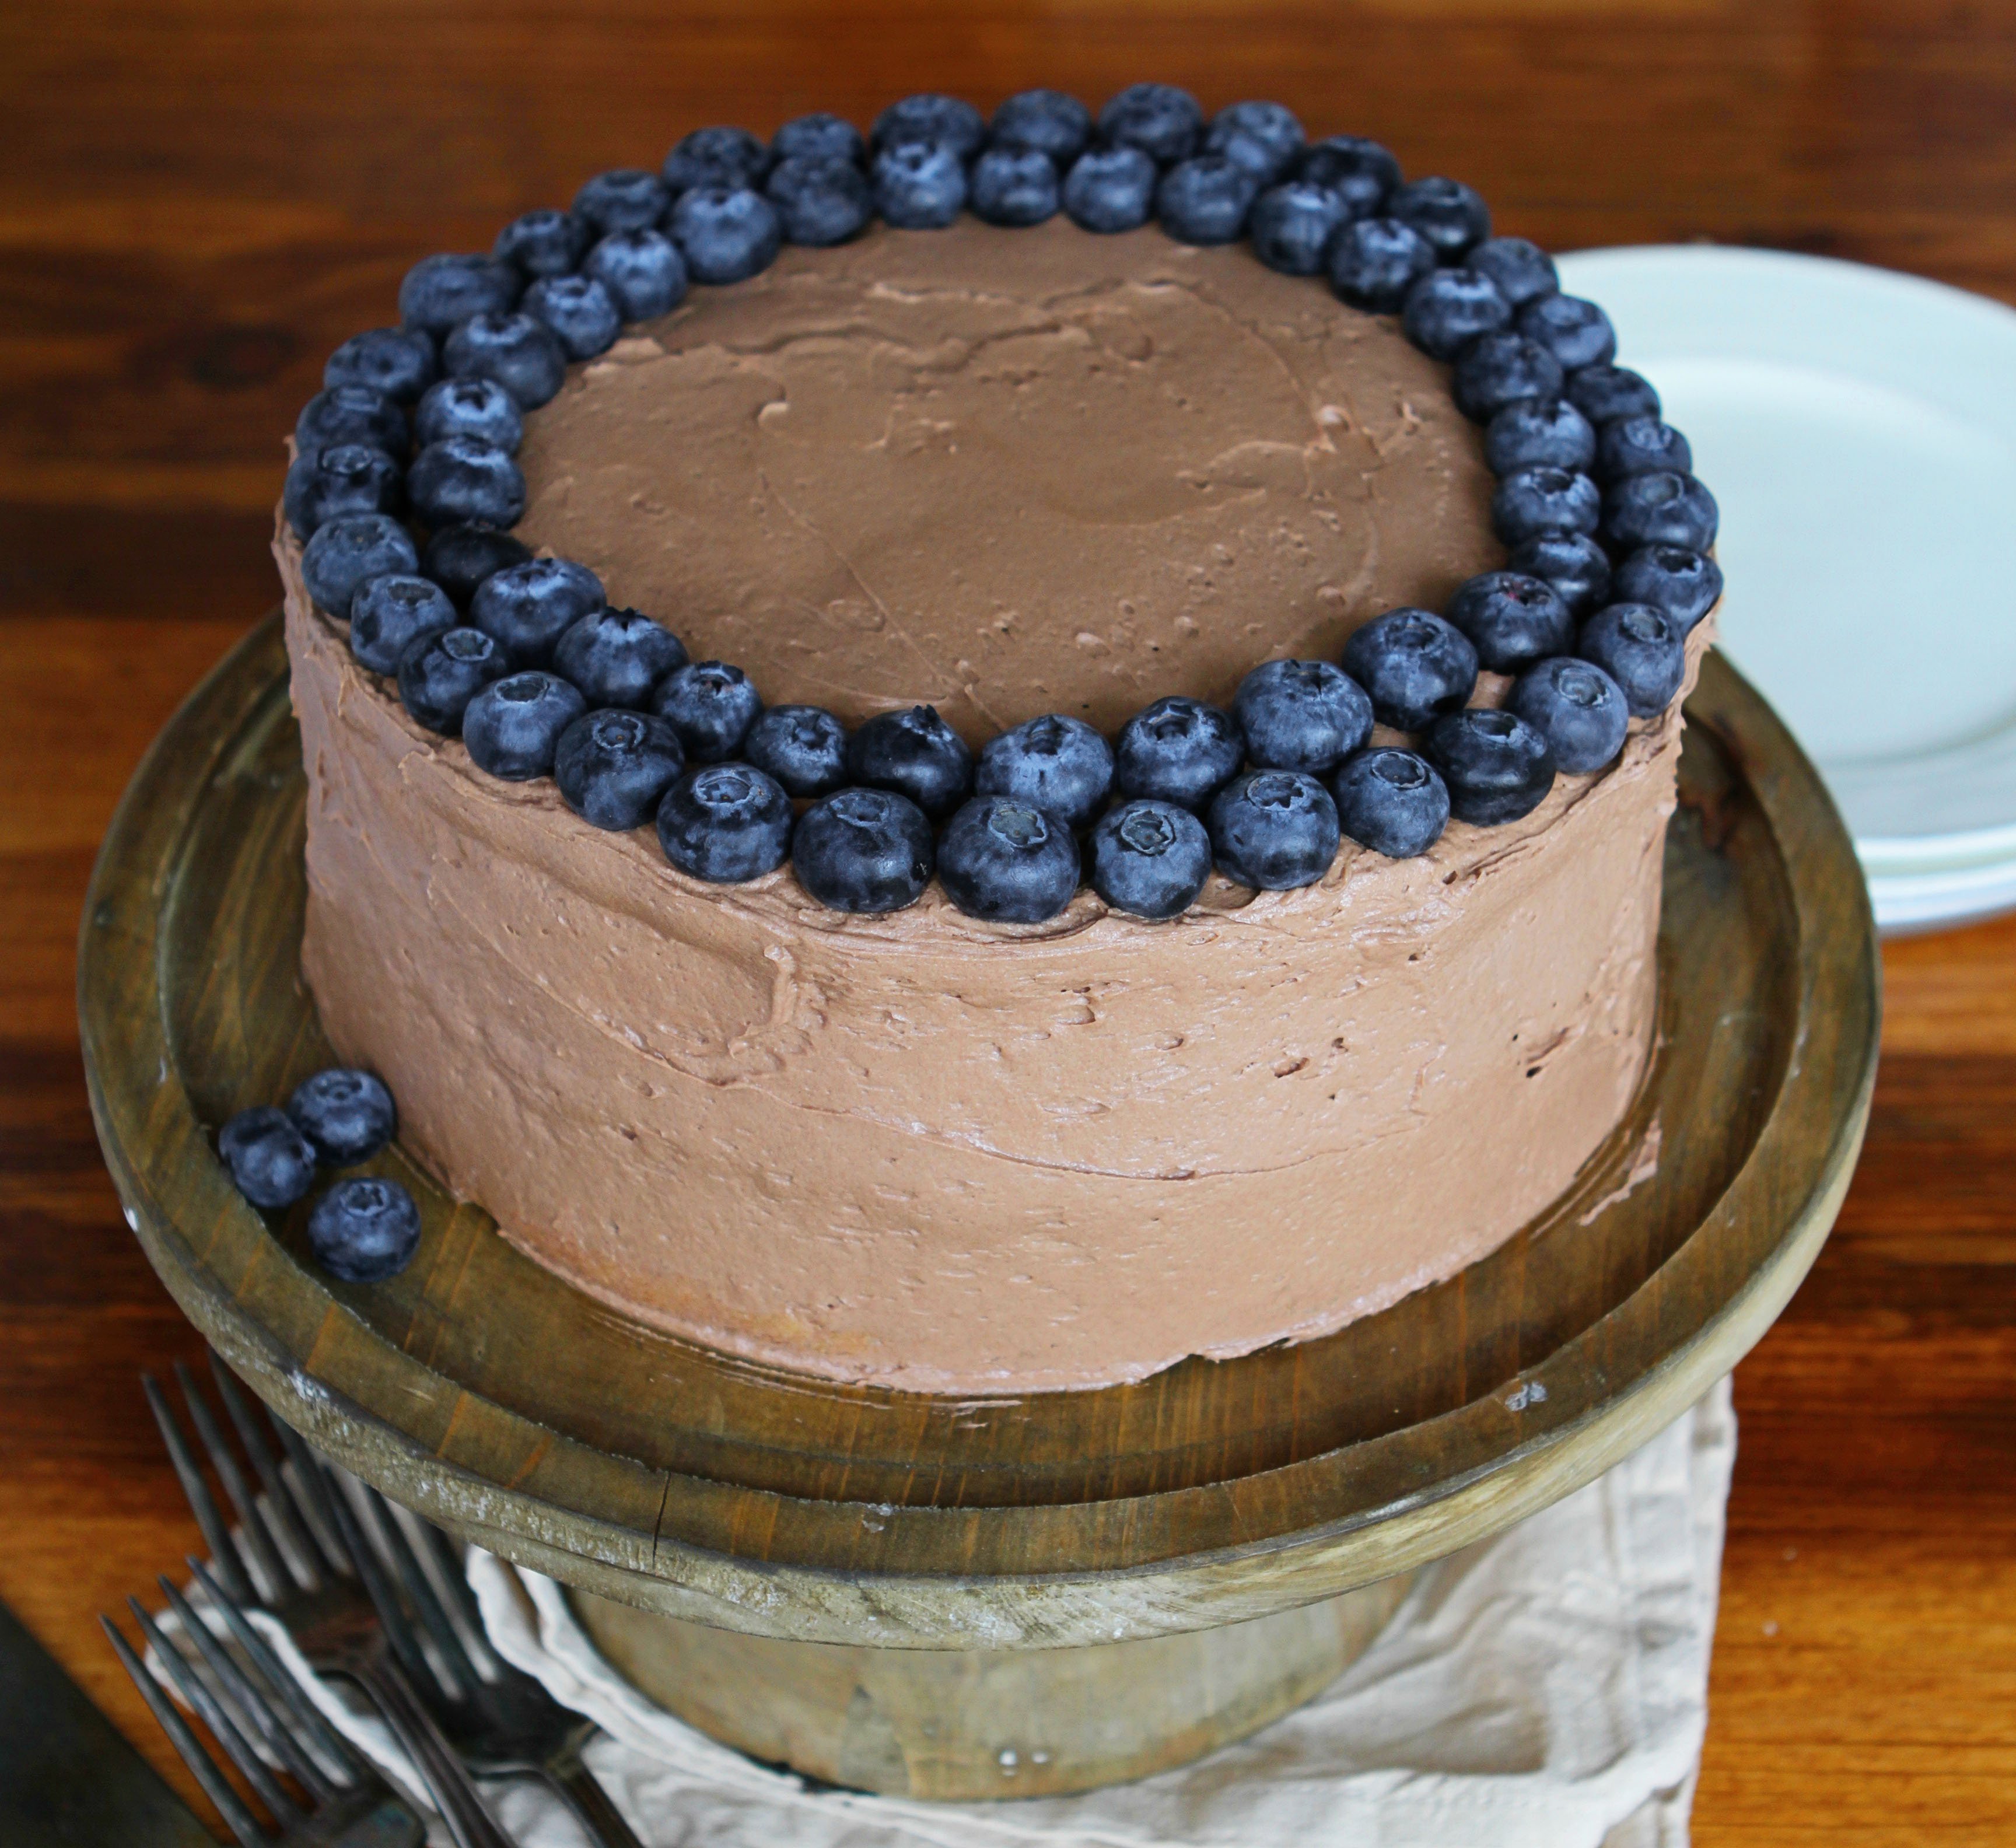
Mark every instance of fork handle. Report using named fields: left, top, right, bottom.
left=545, top=1755, right=648, bottom=1848
left=348, top=1661, right=516, bottom=1848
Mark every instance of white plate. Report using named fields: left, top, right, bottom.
left=1556, top=246, right=2016, bottom=928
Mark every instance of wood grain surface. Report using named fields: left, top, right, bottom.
left=5, top=2, right=2015, bottom=1839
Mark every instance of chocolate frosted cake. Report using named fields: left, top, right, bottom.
left=272, top=86, right=1721, bottom=1391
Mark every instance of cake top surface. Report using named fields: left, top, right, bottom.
left=515, top=219, right=1497, bottom=743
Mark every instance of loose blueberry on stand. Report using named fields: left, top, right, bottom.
left=657, top=764, right=793, bottom=881
left=793, top=786, right=936, bottom=912
left=1508, top=657, right=1630, bottom=774
left=584, top=229, right=690, bottom=320
left=1298, top=135, right=1401, bottom=215
left=324, top=327, right=438, bottom=405
left=1597, top=415, right=1692, bottom=480
left=1156, top=155, right=1256, bottom=244
left=975, top=713, right=1114, bottom=829
left=283, top=443, right=402, bottom=540
left=218, top=1108, right=317, bottom=1210
left=1089, top=800, right=1212, bottom=919
left=1492, top=466, right=1602, bottom=544
left=670, top=187, right=784, bottom=285
left=421, top=525, right=533, bottom=610
left=414, top=377, right=524, bottom=453
left=1517, top=295, right=1618, bottom=371
left=349, top=575, right=456, bottom=675
left=1565, top=363, right=1660, bottom=428
left=654, top=661, right=764, bottom=762
left=471, top=558, right=606, bottom=667
left=555, top=709, right=686, bottom=830
left=309, top=1178, right=422, bottom=1284
left=1612, top=544, right=1723, bottom=633
left=1579, top=603, right=1688, bottom=716
left=744, top=705, right=852, bottom=797
left=1331, top=748, right=1450, bottom=858
left=847, top=705, right=975, bottom=820
left=971, top=147, right=1061, bottom=228
left=773, top=112, right=867, bottom=167
left=296, top=384, right=406, bottom=459
left=1114, top=696, right=1244, bottom=810
left=1467, top=237, right=1558, bottom=308
left=407, top=437, right=526, bottom=531
left=1452, top=334, right=1564, bottom=425
left=463, top=671, right=587, bottom=779
left=397, top=253, right=520, bottom=335
left=1208, top=771, right=1341, bottom=890
left=397, top=626, right=510, bottom=734
left=572, top=168, right=671, bottom=235
left=494, top=208, right=587, bottom=278
left=302, top=513, right=418, bottom=616
left=1445, top=571, right=1573, bottom=674
left=938, top=796, right=1082, bottom=923
left=1485, top=396, right=1594, bottom=475
left=442, top=312, right=566, bottom=410
left=1389, top=176, right=1490, bottom=259
left=554, top=607, right=687, bottom=708
left=1603, top=471, right=1719, bottom=553
left=1248, top=183, right=1351, bottom=276
left=1096, top=82, right=1203, bottom=164
left=1233, top=659, right=1373, bottom=774
left=1062, top=146, right=1157, bottom=233
left=287, top=1068, right=397, bottom=1166
left=991, top=89, right=1091, bottom=163
left=1328, top=218, right=1436, bottom=312
left=1342, top=608, right=1479, bottom=732
left=1206, top=100, right=1306, bottom=184
left=1424, top=708, right=1557, bottom=824
left=663, top=127, right=772, bottom=196
left=874, top=141, right=970, bottom=229
left=766, top=156, right=874, bottom=244
left=870, top=94, right=986, bottom=161
left=1401, top=268, right=1510, bottom=361
left=523, top=275, right=622, bottom=360
left=1509, top=531, right=1612, bottom=620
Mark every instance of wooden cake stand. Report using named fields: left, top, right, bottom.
left=79, top=615, right=1880, bottom=1801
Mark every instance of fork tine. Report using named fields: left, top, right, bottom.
left=206, top=1352, right=326, bottom=1589
left=363, top=1489, right=481, bottom=1698
left=266, top=1413, right=355, bottom=1578
left=320, top=1469, right=439, bottom=1692
left=174, top=1362, right=295, bottom=1602
left=102, top=1613, right=268, bottom=1848
left=125, top=1595, right=303, bottom=1826
left=408, top=1516, right=502, bottom=1675
left=158, top=1574, right=336, bottom=1804
left=144, top=1373, right=254, bottom=1606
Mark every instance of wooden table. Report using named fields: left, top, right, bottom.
left=4, top=3, right=2014, bottom=1839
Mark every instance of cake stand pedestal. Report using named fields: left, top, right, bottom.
left=79, top=617, right=1879, bottom=1801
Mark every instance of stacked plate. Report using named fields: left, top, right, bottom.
left=1558, top=245, right=2016, bottom=933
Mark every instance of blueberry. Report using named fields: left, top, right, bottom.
left=792, top=787, right=936, bottom=913
left=1062, top=146, right=1157, bottom=233
left=870, top=94, right=986, bottom=162
left=1445, top=571, right=1573, bottom=674
left=1508, top=656, right=1630, bottom=774
left=1088, top=799, right=1212, bottom=919
left=1297, top=136, right=1401, bottom=214
left=1603, top=470, right=1718, bottom=552
left=971, top=147, right=1060, bottom=228
left=1114, top=696, right=1245, bottom=811
left=1452, top=332, right=1564, bottom=424
left=766, top=155, right=874, bottom=245
left=653, top=660, right=764, bottom=762
left=308, top=1177, right=421, bottom=1284
left=218, top=1107, right=316, bottom=1210
left=1485, top=397, right=1594, bottom=475
left=1579, top=603, right=1687, bottom=717
left=991, top=89, right=1091, bottom=163
left=1248, top=182, right=1351, bottom=275
left=296, top=384, right=406, bottom=459
left=493, top=208, right=588, bottom=278
left=583, top=229, right=691, bottom=325
left=324, top=327, right=438, bottom=405
left=1208, top=770, right=1340, bottom=890
left=302, top=513, right=418, bottom=616
left=1342, top=609, right=1479, bottom=732
left=1233, top=659, right=1373, bottom=774
left=287, top=1067, right=397, bottom=1165
left=1390, top=176, right=1490, bottom=261
left=670, top=186, right=783, bottom=285
left=407, top=436, right=526, bottom=531
left=873, top=139, right=969, bottom=229
left=572, top=168, right=671, bottom=235
left=552, top=606, right=687, bottom=708
left=397, top=253, right=520, bottom=334
left=471, top=558, right=606, bottom=667
left=1516, top=293, right=1617, bottom=371
left=461, top=670, right=586, bottom=778
left=1328, top=217, right=1436, bottom=312
left=974, top=713, right=1114, bottom=828
left=846, top=704, right=974, bottom=820
left=657, top=764, right=793, bottom=882
left=523, top=275, right=621, bottom=360
left=1565, top=363, right=1660, bottom=427
left=773, top=112, right=866, bottom=169
left=420, top=524, right=533, bottom=610
left=1597, top=414, right=1693, bottom=480
left=1612, top=544, right=1723, bottom=634
left=348, top=573, right=456, bottom=674
left=284, top=443, right=402, bottom=539
left=413, top=377, right=523, bottom=454
left=938, top=797, right=1082, bottom=923
left=1401, top=267, right=1511, bottom=361
left=1206, top=100, right=1306, bottom=185
left=1096, top=83, right=1203, bottom=165
left=1466, top=236, right=1558, bottom=308
left=1508, top=533, right=1610, bottom=622
left=442, top=312, right=566, bottom=410
left=397, top=626, right=509, bottom=735
left=1331, top=748, right=1450, bottom=858
left=1424, top=708, right=1557, bottom=825
left=662, top=127, right=772, bottom=197
left=1156, top=155, right=1256, bottom=244
left=744, top=704, right=851, bottom=797
left=1492, top=466, right=1602, bottom=545
left=555, top=708, right=686, bottom=830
